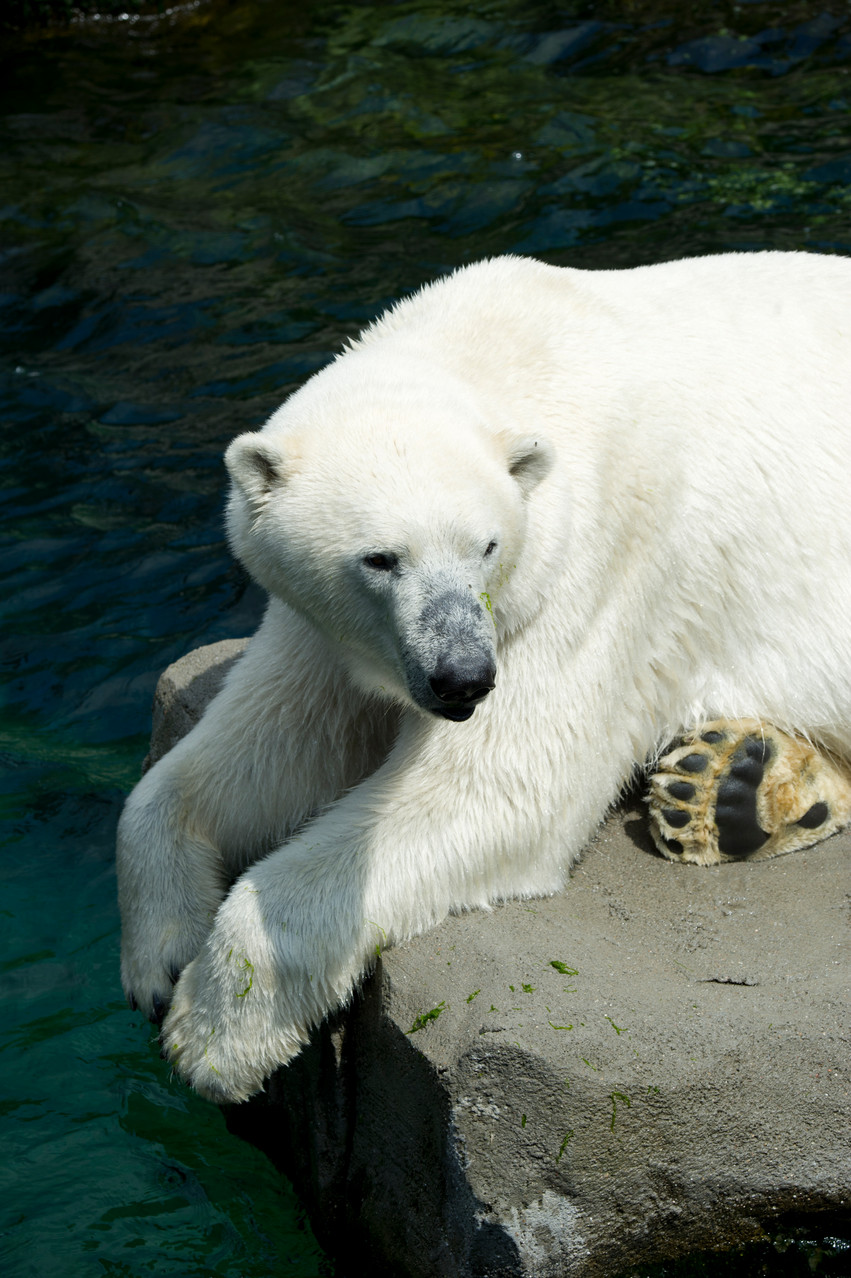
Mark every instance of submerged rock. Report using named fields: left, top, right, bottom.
left=145, top=641, right=850, bottom=1277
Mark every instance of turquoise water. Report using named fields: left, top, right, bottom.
left=1, top=2, right=850, bottom=1274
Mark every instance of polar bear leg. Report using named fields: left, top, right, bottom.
left=159, top=680, right=607, bottom=1103
left=647, top=720, right=851, bottom=865
left=118, top=605, right=395, bottom=1023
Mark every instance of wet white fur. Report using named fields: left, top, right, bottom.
left=117, top=251, right=851, bottom=1101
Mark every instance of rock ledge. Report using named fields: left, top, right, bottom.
left=146, top=641, right=850, bottom=1277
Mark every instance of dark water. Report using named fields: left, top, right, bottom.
left=1, top=2, right=850, bottom=1274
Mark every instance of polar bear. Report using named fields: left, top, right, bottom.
left=117, top=251, right=851, bottom=1102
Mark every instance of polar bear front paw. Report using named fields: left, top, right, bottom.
left=160, top=941, right=314, bottom=1103
left=647, top=720, right=851, bottom=865
left=121, top=915, right=214, bottom=1026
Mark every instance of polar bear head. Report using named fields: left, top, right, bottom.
left=225, top=351, right=554, bottom=720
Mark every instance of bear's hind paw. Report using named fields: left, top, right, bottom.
left=647, top=720, right=851, bottom=865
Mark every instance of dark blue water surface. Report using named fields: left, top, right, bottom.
left=2, top=2, right=851, bottom=1274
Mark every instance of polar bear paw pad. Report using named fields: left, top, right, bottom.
left=647, top=720, right=851, bottom=865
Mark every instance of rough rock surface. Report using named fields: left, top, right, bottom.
left=145, top=642, right=851, bottom=1277
left=142, top=637, right=248, bottom=772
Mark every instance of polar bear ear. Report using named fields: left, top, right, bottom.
left=503, top=435, right=555, bottom=498
left=225, top=432, right=291, bottom=505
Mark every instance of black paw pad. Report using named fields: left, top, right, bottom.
left=701, top=730, right=726, bottom=744
left=744, top=734, right=772, bottom=764
left=661, top=807, right=690, bottom=828
left=715, top=737, right=770, bottom=857
left=796, top=801, right=828, bottom=829
left=667, top=781, right=696, bottom=801
left=680, top=753, right=709, bottom=773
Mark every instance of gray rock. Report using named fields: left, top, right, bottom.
left=145, top=642, right=851, bottom=1277
left=143, top=637, right=248, bottom=772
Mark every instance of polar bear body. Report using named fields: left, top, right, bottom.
left=117, top=252, right=851, bottom=1100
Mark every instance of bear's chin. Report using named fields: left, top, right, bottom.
left=435, top=706, right=476, bottom=723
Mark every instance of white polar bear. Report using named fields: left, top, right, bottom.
left=117, top=251, right=851, bottom=1102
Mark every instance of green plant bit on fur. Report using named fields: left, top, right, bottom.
left=466, top=989, right=481, bottom=1003
left=408, top=1001, right=445, bottom=1033
left=556, top=1130, right=575, bottom=1163
left=232, top=953, right=254, bottom=998
left=610, top=1091, right=631, bottom=1131
left=479, top=591, right=493, bottom=618
left=366, top=919, right=387, bottom=956
left=549, top=960, right=578, bottom=976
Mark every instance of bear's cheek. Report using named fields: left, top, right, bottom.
left=295, top=580, right=402, bottom=673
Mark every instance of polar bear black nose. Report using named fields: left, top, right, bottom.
left=430, top=663, right=496, bottom=707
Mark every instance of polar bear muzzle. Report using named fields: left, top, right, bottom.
left=405, top=587, right=497, bottom=721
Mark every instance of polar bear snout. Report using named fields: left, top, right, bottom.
left=403, top=586, right=497, bottom=721
left=429, top=657, right=496, bottom=720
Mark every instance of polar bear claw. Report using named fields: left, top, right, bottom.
left=648, top=720, right=851, bottom=866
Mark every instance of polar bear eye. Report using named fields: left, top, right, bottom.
left=363, top=552, right=397, bottom=571
left=484, top=540, right=497, bottom=558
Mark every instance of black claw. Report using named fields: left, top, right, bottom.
left=701, top=730, right=725, bottom=744
left=662, top=837, right=684, bottom=856
left=715, top=739, right=770, bottom=857
left=150, top=993, right=166, bottom=1026
left=667, top=780, right=696, bottom=801
left=680, top=753, right=709, bottom=773
left=796, top=801, right=829, bottom=829
left=662, top=808, right=690, bottom=829
left=168, top=965, right=181, bottom=986
left=128, top=992, right=138, bottom=1012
